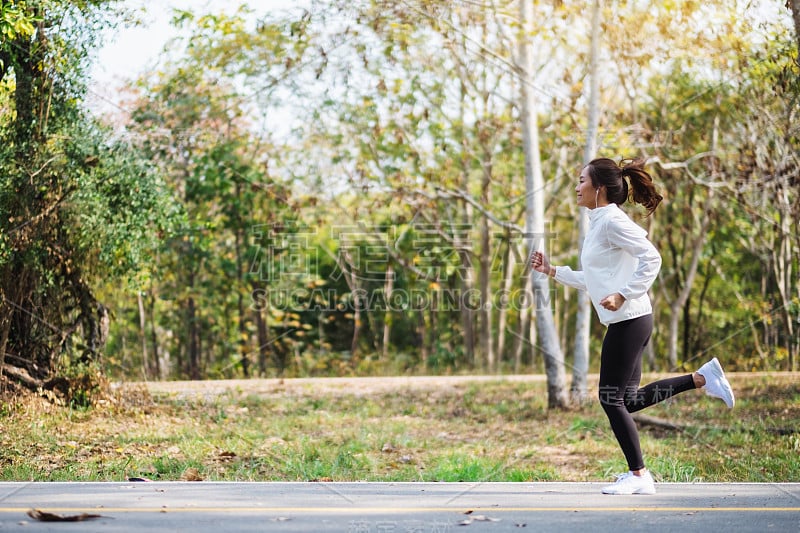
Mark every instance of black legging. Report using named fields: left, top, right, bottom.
left=599, top=314, right=696, bottom=471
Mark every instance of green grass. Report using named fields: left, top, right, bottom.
left=0, top=374, right=797, bottom=482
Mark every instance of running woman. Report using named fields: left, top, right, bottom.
left=530, top=157, right=734, bottom=495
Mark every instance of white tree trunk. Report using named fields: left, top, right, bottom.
left=572, top=0, right=602, bottom=403
left=519, top=0, right=568, bottom=408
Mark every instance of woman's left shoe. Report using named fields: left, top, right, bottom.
left=697, top=357, right=735, bottom=408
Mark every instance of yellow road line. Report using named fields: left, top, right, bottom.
left=1, top=506, right=799, bottom=514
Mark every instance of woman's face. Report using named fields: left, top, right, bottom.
left=576, top=166, right=598, bottom=209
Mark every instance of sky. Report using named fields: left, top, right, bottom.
left=87, top=0, right=304, bottom=116
left=89, top=0, right=197, bottom=115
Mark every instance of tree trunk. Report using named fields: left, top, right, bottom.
left=417, top=309, right=428, bottom=367
left=573, top=0, right=602, bottom=403
left=789, top=0, right=800, bottom=55
left=458, top=74, right=476, bottom=368
left=646, top=286, right=657, bottom=370
left=238, top=293, right=249, bottom=377
left=351, top=296, right=362, bottom=357
left=233, top=197, right=250, bottom=378
left=428, top=279, right=438, bottom=361
left=147, top=291, right=161, bottom=379
left=513, top=273, right=533, bottom=373
left=458, top=224, right=476, bottom=367
left=495, top=236, right=514, bottom=370
left=773, top=196, right=796, bottom=370
left=382, top=264, right=394, bottom=361
left=519, top=0, right=568, bottom=408
left=666, top=202, right=710, bottom=369
left=255, top=305, right=269, bottom=376
left=479, top=202, right=494, bottom=372
left=187, top=293, right=200, bottom=380
left=339, top=250, right=363, bottom=358
left=665, top=107, right=720, bottom=370
left=0, top=293, right=11, bottom=384
left=137, top=291, right=149, bottom=380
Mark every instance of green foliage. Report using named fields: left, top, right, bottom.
left=0, top=2, right=38, bottom=41
left=64, top=124, right=177, bottom=283
left=46, top=360, right=109, bottom=409
left=91, top=0, right=797, bottom=379
left=0, top=0, right=179, bottom=394
left=4, top=0, right=797, bottom=387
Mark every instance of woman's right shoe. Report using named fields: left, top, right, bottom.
left=697, top=357, right=735, bottom=408
left=601, top=470, right=656, bottom=495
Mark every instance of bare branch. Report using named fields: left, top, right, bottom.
left=411, top=185, right=524, bottom=233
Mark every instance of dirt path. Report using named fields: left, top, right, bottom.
left=130, top=371, right=784, bottom=400
left=138, top=374, right=550, bottom=399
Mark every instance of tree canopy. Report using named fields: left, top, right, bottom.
left=1, top=0, right=798, bottom=405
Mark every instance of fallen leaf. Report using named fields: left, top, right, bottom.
left=457, top=514, right=502, bottom=526
left=180, top=467, right=203, bottom=481
left=216, top=451, right=237, bottom=463
left=27, top=509, right=106, bottom=522
left=471, top=515, right=501, bottom=522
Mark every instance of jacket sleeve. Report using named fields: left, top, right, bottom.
left=553, top=265, right=587, bottom=291
left=608, top=217, right=662, bottom=300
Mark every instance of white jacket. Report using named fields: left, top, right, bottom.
left=554, top=203, right=661, bottom=326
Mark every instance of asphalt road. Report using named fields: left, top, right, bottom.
left=1, top=481, right=798, bottom=532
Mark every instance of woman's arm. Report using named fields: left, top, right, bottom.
left=531, top=251, right=586, bottom=291
left=608, top=218, right=662, bottom=300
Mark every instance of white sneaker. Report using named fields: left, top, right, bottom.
left=602, top=470, right=656, bottom=495
left=698, top=357, right=735, bottom=408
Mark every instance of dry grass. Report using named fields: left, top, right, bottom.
left=1, top=373, right=798, bottom=482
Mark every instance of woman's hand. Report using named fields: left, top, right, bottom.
left=599, top=293, right=626, bottom=311
left=530, top=251, right=553, bottom=276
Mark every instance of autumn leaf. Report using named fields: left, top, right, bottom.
left=27, top=509, right=107, bottom=522
left=180, top=467, right=204, bottom=481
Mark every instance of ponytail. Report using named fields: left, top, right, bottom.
left=586, top=157, right=662, bottom=216
left=620, top=158, right=662, bottom=216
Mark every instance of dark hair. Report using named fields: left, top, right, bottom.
left=585, top=157, right=662, bottom=215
